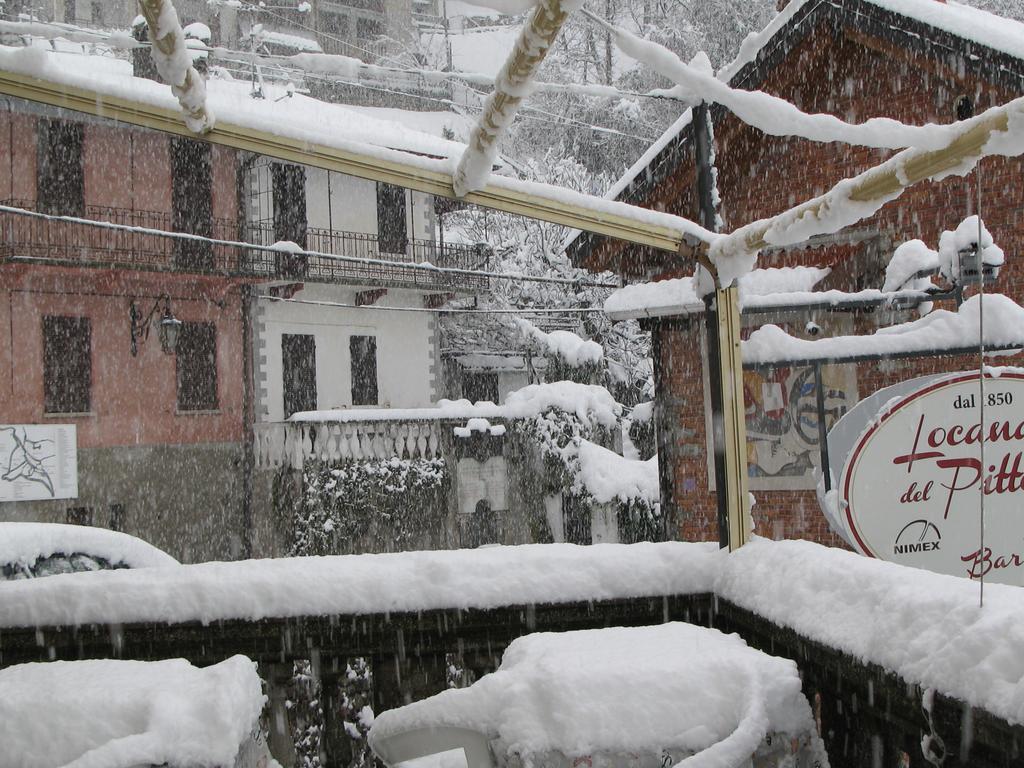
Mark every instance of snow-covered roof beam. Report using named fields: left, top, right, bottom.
left=0, top=68, right=695, bottom=253
left=707, top=98, right=1024, bottom=285
left=453, top=0, right=573, bottom=197
left=135, top=0, right=214, bottom=133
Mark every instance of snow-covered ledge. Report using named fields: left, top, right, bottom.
left=717, top=538, right=1024, bottom=727
left=3, top=538, right=1024, bottom=727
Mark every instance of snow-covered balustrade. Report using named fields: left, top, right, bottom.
left=255, top=417, right=453, bottom=469
left=257, top=384, right=621, bottom=469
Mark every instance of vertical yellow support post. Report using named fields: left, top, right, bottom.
left=692, top=100, right=751, bottom=551
left=714, top=282, right=752, bottom=550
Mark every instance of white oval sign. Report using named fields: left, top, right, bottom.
left=840, top=371, right=1024, bottom=585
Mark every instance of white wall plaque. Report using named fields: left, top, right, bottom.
left=0, top=425, right=78, bottom=502
left=837, top=371, right=1024, bottom=585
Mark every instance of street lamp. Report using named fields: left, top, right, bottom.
left=130, top=296, right=182, bottom=357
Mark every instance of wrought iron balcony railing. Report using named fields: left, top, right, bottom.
left=242, top=221, right=490, bottom=288
left=0, top=199, right=240, bottom=272
left=0, top=200, right=489, bottom=290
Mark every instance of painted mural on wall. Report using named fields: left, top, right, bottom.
left=742, top=364, right=858, bottom=489
left=0, top=425, right=78, bottom=502
left=701, top=313, right=860, bottom=491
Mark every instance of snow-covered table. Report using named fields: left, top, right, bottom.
left=370, top=623, right=829, bottom=768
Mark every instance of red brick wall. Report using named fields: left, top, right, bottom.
left=651, top=22, right=1024, bottom=545
left=0, top=112, right=246, bottom=449
left=0, top=111, right=37, bottom=202
left=0, top=265, right=247, bottom=449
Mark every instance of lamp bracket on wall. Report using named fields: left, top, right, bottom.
left=130, top=295, right=182, bottom=357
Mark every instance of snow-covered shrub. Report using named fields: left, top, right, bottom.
left=507, top=389, right=662, bottom=541
left=288, top=658, right=374, bottom=768
left=617, top=497, right=663, bottom=543
left=628, top=401, right=657, bottom=460
left=291, top=458, right=449, bottom=556
left=516, top=319, right=604, bottom=385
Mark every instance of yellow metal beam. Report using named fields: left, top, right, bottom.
left=136, top=0, right=213, bottom=133
left=0, top=69, right=688, bottom=253
left=714, top=283, right=752, bottom=550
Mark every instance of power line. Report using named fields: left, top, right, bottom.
left=260, top=294, right=609, bottom=314
left=0, top=16, right=694, bottom=105
left=6, top=29, right=656, bottom=142
left=239, top=61, right=657, bottom=142
left=0, top=204, right=619, bottom=289
left=244, top=3, right=426, bottom=71
left=458, top=80, right=659, bottom=141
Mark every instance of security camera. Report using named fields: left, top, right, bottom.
left=805, top=321, right=822, bottom=337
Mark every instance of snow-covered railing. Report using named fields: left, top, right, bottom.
left=255, top=418, right=458, bottom=469
left=0, top=541, right=718, bottom=627
left=0, top=201, right=489, bottom=287
left=4, top=537, right=1024, bottom=728
left=243, top=222, right=490, bottom=288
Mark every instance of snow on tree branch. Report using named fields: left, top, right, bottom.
left=515, top=318, right=604, bottom=368
left=136, top=0, right=214, bottom=133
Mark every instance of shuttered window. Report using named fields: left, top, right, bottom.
left=350, top=335, right=378, bottom=406
left=37, top=119, right=84, bottom=217
left=283, top=333, right=317, bottom=417
left=176, top=322, right=218, bottom=411
left=43, top=315, right=91, bottom=414
left=171, top=138, right=214, bottom=270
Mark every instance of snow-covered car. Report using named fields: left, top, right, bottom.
left=0, top=655, right=279, bottom=768
left=370, top=623, right=829, bottom=768
left=0, top=522, right=178, bottom=580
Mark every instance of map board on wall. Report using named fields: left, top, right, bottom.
left=0, top=425, right=78, bottom=502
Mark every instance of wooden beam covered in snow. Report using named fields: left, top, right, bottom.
left=716, top=104, right=1020, bottom=261
left=453, top=0, right=571, bottom=197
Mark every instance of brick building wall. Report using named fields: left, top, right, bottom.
left=0, top=103, right=252, bottom=561
left=643, top=17, right=1024, bottom=544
